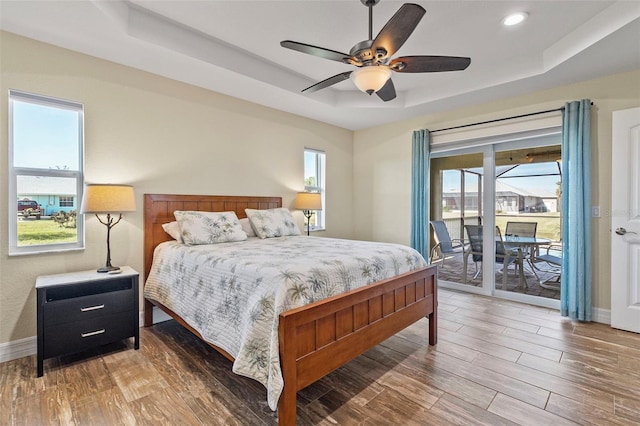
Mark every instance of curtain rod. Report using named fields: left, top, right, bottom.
left=430, top=107, right=564, bottom=134
left=428, top=101, right=594, bottom=133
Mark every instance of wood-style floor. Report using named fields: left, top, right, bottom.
left=2, top=289, right=640, bottom=425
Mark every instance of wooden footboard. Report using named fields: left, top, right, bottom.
left=278, top=266, right=437, bottom=426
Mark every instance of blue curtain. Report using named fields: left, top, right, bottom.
left=560, top=99, right=592, bottom=321
left=411, top=129, right=430, bottom=260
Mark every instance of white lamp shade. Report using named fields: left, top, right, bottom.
left=295, top=192, right=322, bottom=211
left=80, top=184, right=136, bottom=213
left=351, top=66, right=392, bottom=94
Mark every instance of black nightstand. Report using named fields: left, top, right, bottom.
left=36, top=267, right=139, bottom=377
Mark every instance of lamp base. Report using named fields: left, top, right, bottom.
left=303, top=210, right=313, bottom=236
left=97, top=266, right=120, bottom=273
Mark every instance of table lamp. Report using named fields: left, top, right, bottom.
left=80, top=184, right=136, bottom=272
left=295, top=192, right=322, bottom=236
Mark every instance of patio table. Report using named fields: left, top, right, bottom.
left=502, top=236, right=553, bottom=288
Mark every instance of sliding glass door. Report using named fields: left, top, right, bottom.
left=430, top=150, right=485, bottom=291
left=494, top=145, right=562, bottom=300
left=430, top=137, right=562, bottom=307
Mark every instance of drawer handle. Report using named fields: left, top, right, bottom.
left=81, top=329, right=106, bottom=338
left=80, top=304, right=105, bottom=312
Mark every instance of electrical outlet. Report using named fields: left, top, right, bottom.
left=592, top=206, right=601, bottom=218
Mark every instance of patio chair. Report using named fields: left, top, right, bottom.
left=505, top=221, right=538, bottom=257
left=429, top=220, right=466, bottom=266
left=536, top=243, right=562, bottom=289
left=463, top=224, right=524, bottom=289
left=505, top=221, right=538, bottom=238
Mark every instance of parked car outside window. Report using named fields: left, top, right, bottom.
left=17, top=199, right=42, bottom=219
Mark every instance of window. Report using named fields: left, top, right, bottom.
left=59, top=196, right=74, bottom=208
left=304, top=149, right=326, bottom=230
left=9, top=90, right=84, bottom=254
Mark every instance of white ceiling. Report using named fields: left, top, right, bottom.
left=1, top=0, right=639, bottom=130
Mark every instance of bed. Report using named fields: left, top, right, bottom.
left=143, top=194, right=437, bottom=425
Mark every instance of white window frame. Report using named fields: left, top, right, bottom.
left=8, top=90, right=85, bottom=255
left=304, top=148, right=326, bottom=231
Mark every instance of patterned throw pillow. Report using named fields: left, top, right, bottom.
left=161, top=221, right=183, bottom=243
left=245, top=208, right=301, bottom=239
left=239, top=218, right=256, bottom=237
left=173, top=211, right=247, bottom=245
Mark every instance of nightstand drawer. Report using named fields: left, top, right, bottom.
left=43, top=288, right=135, bottom=326
left=43, top=310, right=137, bottom=358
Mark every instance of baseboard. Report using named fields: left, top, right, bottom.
left=0, top=336, right=37, bottom=363
left=1, top=309, right=172, bottom=364
left=591, top=307, right=611, bottom=324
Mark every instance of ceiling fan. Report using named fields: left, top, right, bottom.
left=281, top=0, right=471, bottom=102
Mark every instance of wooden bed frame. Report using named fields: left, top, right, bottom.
left=143, top=194, right=438, bottom=426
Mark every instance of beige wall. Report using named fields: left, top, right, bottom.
left=353, top=69, right=640, bottom=311
left=0, top=32, right=354, bottom=344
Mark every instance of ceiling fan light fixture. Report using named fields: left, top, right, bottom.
left=351, top=66, right=391, bottom=95
left=281, top=2, right=468, bottom=102
left=503, top=12, right=528, bottom=26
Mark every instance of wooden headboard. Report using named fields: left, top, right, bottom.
left=143, top=194, right=282, bottom=280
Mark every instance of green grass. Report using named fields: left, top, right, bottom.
left=444, top=210, right=563, bottom=241
left=18, top=218, right=77, bottom=245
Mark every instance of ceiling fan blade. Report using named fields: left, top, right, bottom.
left=302, top=71, right=353, bottom=94
left=371, top=3, right=426, bottom=60
left=281, top=40, right=351, bottom=64
left=376, top=79, right=396, bottom=102
left=390, top=56, right=471, bottom=73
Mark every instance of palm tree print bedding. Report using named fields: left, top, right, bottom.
left=144, top=235, right=427, bottom=410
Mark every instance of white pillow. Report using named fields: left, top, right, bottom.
left=239, top=217, right=256, bottom=237
left=173, top=211, right=247, bottom=245
left=245, top=208, right=301, bottom=239
left=162, top=221, right=183, bottom=243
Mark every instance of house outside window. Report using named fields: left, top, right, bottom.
left=304, top=149, right=326, bottom=230
left=9, top=90, right=85, bottom=254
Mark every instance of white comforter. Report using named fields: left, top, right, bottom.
left=144, top=236, right=427, bottom=410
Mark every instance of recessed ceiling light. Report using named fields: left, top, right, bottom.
left=503, top=12, right=528, bottom=26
